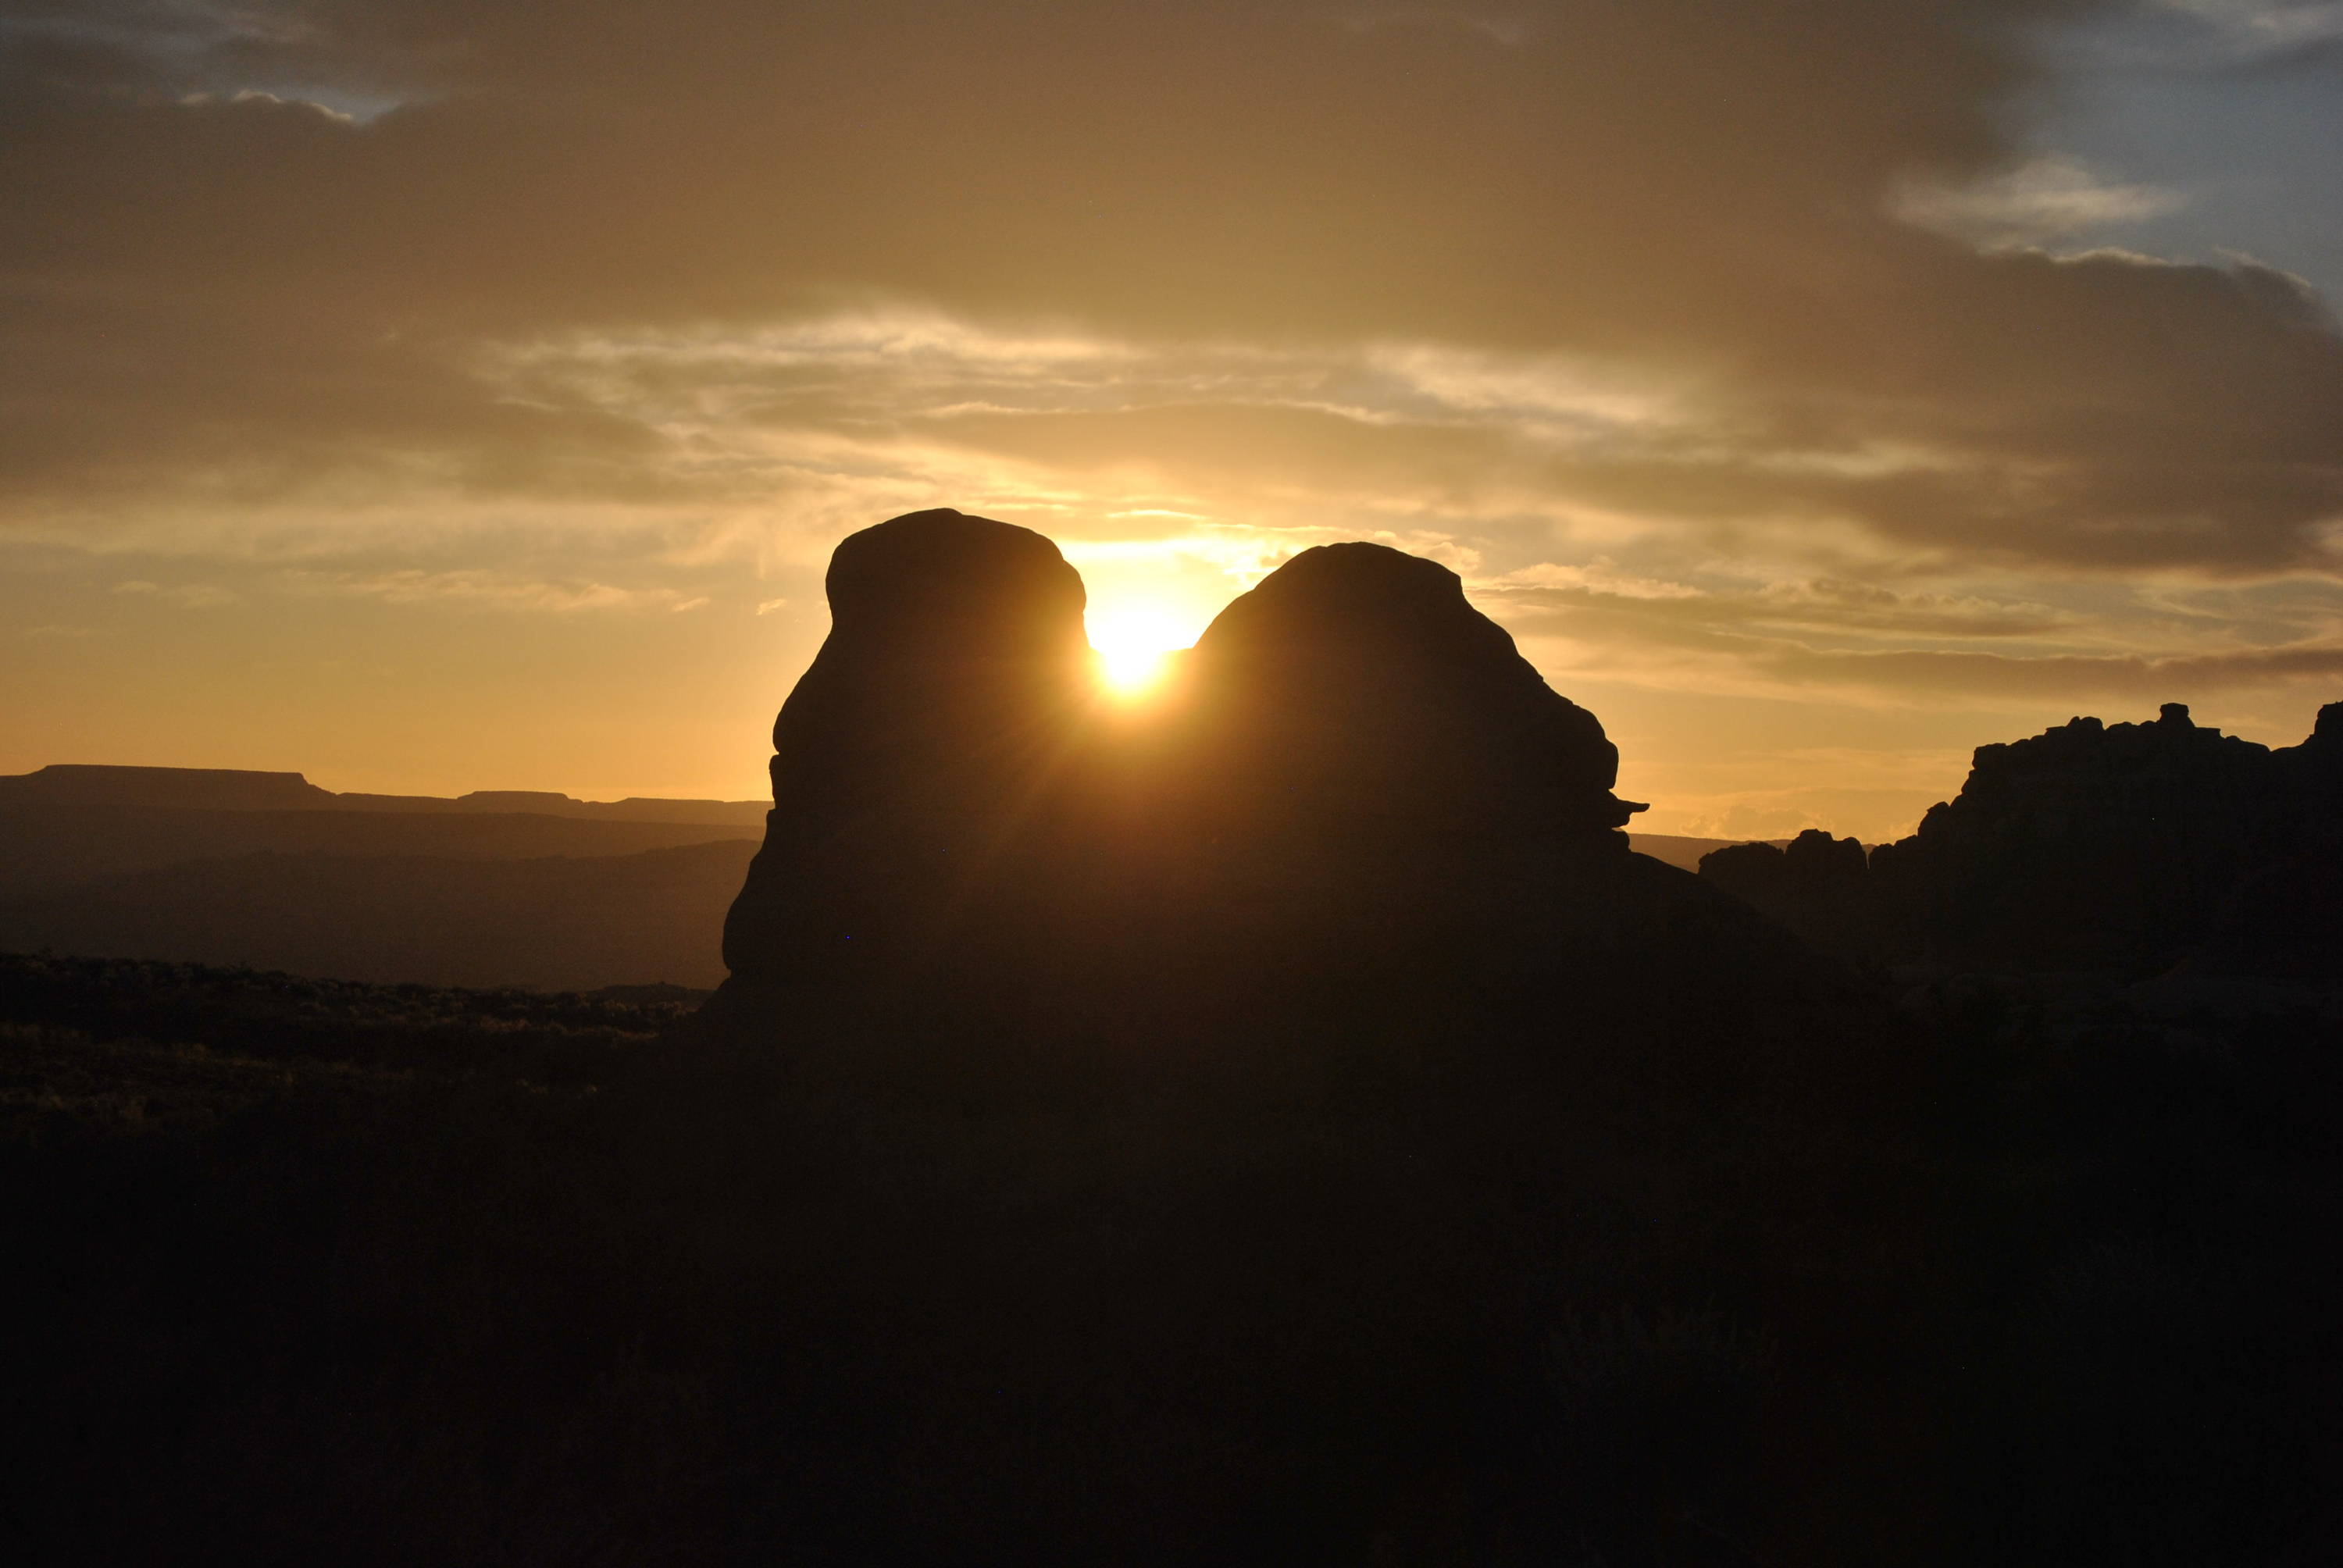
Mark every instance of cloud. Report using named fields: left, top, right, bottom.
left=0, top=0, right=2335, bottom=585
left=1482, top=570, right=2078, bottom=638
left=272, top=567, right=682, bottom=613
left=1501, top=576, right=2343, bottom=707
left=110, top=577, right=237, bottom=606
left=1890, top=155, right=2188, bottom=247
left=2150, top=1, right=2343, bottom=59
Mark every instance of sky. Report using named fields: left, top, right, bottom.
left=4, top=0, right=2341, bottom=840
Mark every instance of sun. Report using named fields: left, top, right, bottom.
left=1086, top=604, right=1192, bottom=697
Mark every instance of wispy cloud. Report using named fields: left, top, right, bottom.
left=272, top=568, right=683, bottom=614
left=1891, top=156, right=2188, bottom=248
left=111, top=579, right=239, bottom=607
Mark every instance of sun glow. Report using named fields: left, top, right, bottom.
left=1086, top=604, right=1193, bottom=697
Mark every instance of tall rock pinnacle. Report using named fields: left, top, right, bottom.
left=720, top=508, right=1097, bottom=990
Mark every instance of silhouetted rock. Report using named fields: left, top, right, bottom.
left=1129, top=541, right=1771, bottom=1032
left=719, top=508, right=1104, bottom=998
left=1180, top=543, right=1644, bottom=836
left=1626, top=832, right=1788, bottom=873
left=1698, top=840, right=1785, bottom=897
left=1785, top=826, right=1867, bottom=882
left=2183, top=699, right=2343, bottom=982
left=1721, top=701, right=2343, bottom=980
left=1699, top=830, right=1892, bottom=964
left=706, top=516, right=1854, bottom=1062
left=1877, top=705, right=2277, bottom=973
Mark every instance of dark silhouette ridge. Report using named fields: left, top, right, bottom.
left=1625, top=831, right=1792, bottom=872
left=1699, top=700, right=2343, bottom=979
left=1698, top=829, right=1885, bottom=961
left=0, top=768, right=772, bottom=975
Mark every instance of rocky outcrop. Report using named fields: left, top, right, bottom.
left=1872, top=703, right=2323, bottom=975
left=2186, top=701, right=2343, bottom=981
left=1697, top=830, right=1887, bottom=962
left=1699, top=702, right=2343, bottom=979
left=1178, top=543, right=1643, bottom=836
left=709, top=515, right=1841, bottom=1054
left=719, top=508, right=1104, bottom=996
left=1124, top=541, right=1711, bottom=1027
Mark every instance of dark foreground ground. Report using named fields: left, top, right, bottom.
left=3, top=951, right=2338, bottom=1565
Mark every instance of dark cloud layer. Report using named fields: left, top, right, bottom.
left=2, top=0, right=2339, bottom=572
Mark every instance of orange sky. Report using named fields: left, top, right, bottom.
left=6, top=2, right=2342, bottom=841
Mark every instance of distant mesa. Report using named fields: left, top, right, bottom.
left=458, top=790, right=584, bottom=811
left=0, top=763, right=768, bottom=826
left=1699, top=701, right=2343, bottom=981
left=0, top=764, right=337, bottom=812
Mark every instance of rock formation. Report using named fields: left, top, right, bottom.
left=1177, top=542, right=1643, bottom=837
left=1699, top=702, right=2343, bottom=979
left=719, top=508, right=1103, bottom=1000
left=709, top=513, right=1838, bottom=1055
left=1129, top=541, right=1708, bottom=1026
left=1697, top=829, right=1885, bottom=962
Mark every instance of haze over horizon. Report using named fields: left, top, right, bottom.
left=7, top=1, right=2343, bottom=842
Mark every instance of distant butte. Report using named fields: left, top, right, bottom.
left=0, top=763, right=768, bottom=826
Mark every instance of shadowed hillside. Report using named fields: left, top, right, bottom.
left=0, top=768, right=764, bottom=902
left=0, top=768, right=768, bottom=989
left=0, top=840, right=754, bottom=991
left=0, top=803, right=761, bottom=900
